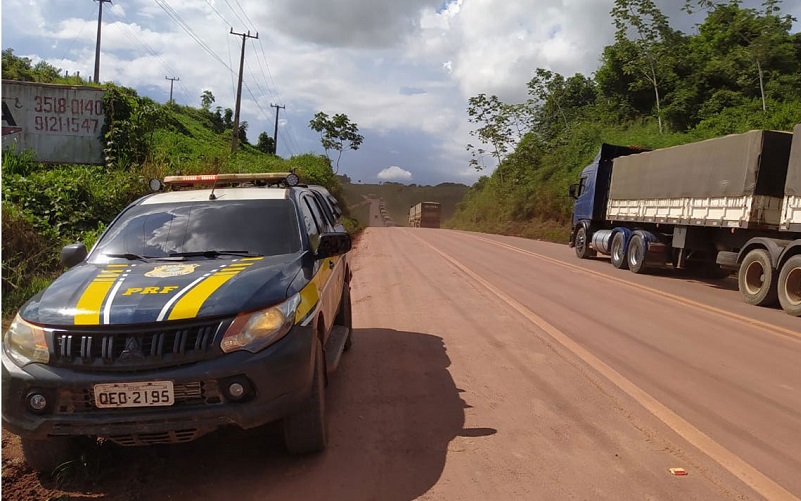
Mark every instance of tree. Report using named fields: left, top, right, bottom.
left=200, top=90, right=215, bottom=111
left=256, top=131, right=275, bottom=154
left=308, top=112, right=364, bottom=173
left=611, top=0, right=680, bottom=133
left=2, top=49, right=66, bottom=84
left=466, top=94, right=528, bottom=175
left=527, top=69, right=597, bottom=139
left=685, top=0, right=797, bottom=112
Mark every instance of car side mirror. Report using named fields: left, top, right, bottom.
left=61, top=243, right=88, bottom=268
left=316, top=232, right=352, bottom=259
left=568, top=183, right=579, bottom=199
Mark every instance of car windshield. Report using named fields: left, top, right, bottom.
left=90, top=199, right=301, bottom=261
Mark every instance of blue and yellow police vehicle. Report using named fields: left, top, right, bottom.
left=2, top=172, right=353, bottom=471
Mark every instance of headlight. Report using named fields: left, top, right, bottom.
left=3, top=314, right=50, bottom=367
left=220, top=294, right=302, bottom=353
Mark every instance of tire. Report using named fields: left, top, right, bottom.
left=627, top=234, right=647, bottom=274
left=21, top=436, right=93, bottom=474
left=738, top=249, right=778, bottom=307
left=574, top=226, right=595, bottom=259
left=283, top=339, right=327, bottom=454
left=610, top=232, right=628, bottom=270
left=335, top=285, right=353, bottom=351
left=777, top=255, right=801, bottom=317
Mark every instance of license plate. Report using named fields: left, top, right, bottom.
left=93, top=381, right=174, bottom=408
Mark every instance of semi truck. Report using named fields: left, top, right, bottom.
left=409, top=202, right=442, bottom=228
left=568, top=125, right=801, bottom=316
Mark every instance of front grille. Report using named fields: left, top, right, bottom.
left=50, top=320, right=226, bottom=369
left=57, top=380, right=223, bottom=414
left=107, top=429, right=200, bottom=446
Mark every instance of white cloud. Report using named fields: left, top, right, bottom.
left=2, top=0, right=797, bottom=187
left=377, top=166, right=413, bottom=181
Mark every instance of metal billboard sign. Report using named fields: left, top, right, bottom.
left=2, top=80, right=106, bottom=164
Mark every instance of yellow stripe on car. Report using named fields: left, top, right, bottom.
left=295, top=279, right=320, bottom=324
left=74, top=265, right=128, bottom=325
left=166, top=258, right=262, bottom=320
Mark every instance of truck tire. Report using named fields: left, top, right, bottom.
left=21, top=436, right=93, bottom=473
left=738, top=249, right=778, bottom=307
left=335, top=285, right=353, bottom=350
left=283, top=339, right=327, bottom=454
left=610, top=232, right=628, bottom=270
left=627, top=234, right=647, bottom=274
left=777, top=255, right=801, bottom=317
left=574, top=226, right=595, bottom=259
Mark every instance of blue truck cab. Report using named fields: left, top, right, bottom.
left=568, top=144, right=644, bottom=249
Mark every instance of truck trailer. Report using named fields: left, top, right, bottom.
left=409, top=202, right=442, bottom=228
left=568, top=125, right=801, bottom=316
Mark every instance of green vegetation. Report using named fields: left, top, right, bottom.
left=1, top=51, right=358, bottom=316
left=453, top=0, right=801, bottom=242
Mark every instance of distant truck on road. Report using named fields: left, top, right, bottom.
left=568, top=125, right=801, bottom=316
left=409, top=202, right=442, bottom=228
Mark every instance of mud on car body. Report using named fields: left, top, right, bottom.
left=2, top=172, right=353, bottom=472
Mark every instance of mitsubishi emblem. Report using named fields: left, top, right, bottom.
left=119, top=337, right=144, bottom=360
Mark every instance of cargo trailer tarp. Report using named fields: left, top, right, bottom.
left=609, top=130, right=793, bottom=200
left=785, top=124, right=801, bottom=197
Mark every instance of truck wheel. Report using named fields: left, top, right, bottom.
left=283, top=339, right=327, bottom=454
left=777, top=255, right=801, bottom=316
left=21, top=436, right=93, bottom=473
left=738, top=249, right=778, bottom=307
left=610, top=233, right=628, bottom=270
left=627, top=235, right=647, bottom=274
left=335, top=285, right=353, bottom=350
left=574, top=226, right=595, bottom=259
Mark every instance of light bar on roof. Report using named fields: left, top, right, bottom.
left=163, top=172, right=297, bottom=186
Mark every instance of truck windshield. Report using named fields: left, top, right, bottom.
left=91, top=199, right=301, bottom=261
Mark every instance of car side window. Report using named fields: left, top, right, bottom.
left=304, top=196, right=330, bottom=234
left=578, top=176, right=587, bottom=197
left=299, top=198, right=320, bottom=250
left=311, top=192, right=336, bottom=227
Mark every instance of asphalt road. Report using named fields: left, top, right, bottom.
left=6, top=227, right=799, bottom=500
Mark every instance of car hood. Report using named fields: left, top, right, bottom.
left=20, top=255, right=305, bottom=327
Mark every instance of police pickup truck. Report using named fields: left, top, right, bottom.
left=2, top=172, right=353, bottom=471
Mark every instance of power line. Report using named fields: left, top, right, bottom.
left=103, top=8, right=194, bottom=104
left=57, top=3, right=97, bottom=69
left=153, top=0, right=232, bottom=71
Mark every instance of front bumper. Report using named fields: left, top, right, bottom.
left=1, top=325, right=315, bottom=445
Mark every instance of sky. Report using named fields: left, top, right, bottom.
left=2, top=0, right=800, bottom=186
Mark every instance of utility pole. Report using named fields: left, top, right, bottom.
left=165, top=76, right=179, bottom=103
left=270, top=103, right=285, bottom=155
left=229, top=29, right=258, bottom=154
left=93, top=0, right=112, bottom=84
